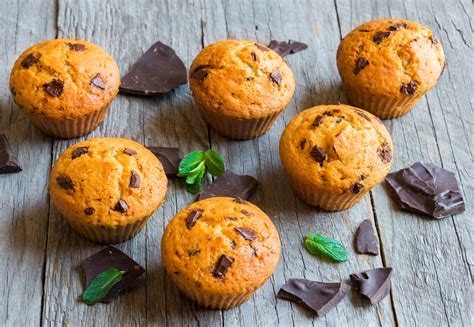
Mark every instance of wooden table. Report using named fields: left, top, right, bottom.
left=1, top=0, right=471, bottom=326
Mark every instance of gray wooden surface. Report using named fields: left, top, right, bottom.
left=0, top=0, right=471, bottom=326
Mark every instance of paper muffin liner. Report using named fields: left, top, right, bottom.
left=198, top=105, right=282, bottom=140
left=342, top=83, right=422, bottom=119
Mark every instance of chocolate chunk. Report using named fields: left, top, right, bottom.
left=373, top=31, right=392, bottom=44
left=82, top=246, right=145, bottom=302
left=57, top=176, right=74, bottom=190
left=250, top=51, right=257, bottom=61
left=400, top=80, right=418, bottom=95
left=288, top=40, right=308, bottom=54
left=21, top=53, right=41, bottom=68
left=123, top=148, right=137, bottom=156
left=146, top=146, right=181, bottom=176
left=66, top=43, right=86, bottom=51
left=377, top=141, right=392, bottom=163
left=241, top=209, right=253, bottom=217
left=186, top=209, right=202, bottom=229
left=129, top=171, right=141, bottom=188
left=353, top=57, right=369, bottom=74
left=72, top=146, right=89, bottom=159
left=234, top=227, right=257, bottom=241
left=120, top=41, right=187, bottom=95
left=188, top=249, right=201, bottom=257
left=355, top=219, right=379, bottom=255
left=114, top=199, right=129, bottom=213
left=268, top=40, right=292, bottom=57
left=278, top=278, right=351, bottom=317
left=385, top=162, right=465, bottom=219
left=84, top=207, right=95, bottom=216
left=191, top=66, right=209, bottom=81
left=199, top=170, right=259, bottom=201
left=299, top=139, right=306, bottom=150
left=90, top=74, right=106, bottom=90
left=310, top=146, right=326, bottom=165
left=269, top=71, right=282, bottom=85
left=212, top=254, right=234, bottom=278
left=429, top=35, right=440, bottom=45
left=355, top=110, right=370, bottom=121
left=0, top=134, right=22, bottom=174
left=312, top=115, right=324, bottom=127
left=43, top=79, right=64, bottom=97
left=387, top=22, right=407, bottom=31
left=232, top=198, right=248, bottom=204
left=350, top=268, right=393, bottom=304
left=349, top=182, right=363, bottom=194
left=255, top=43, right=269, bottom=51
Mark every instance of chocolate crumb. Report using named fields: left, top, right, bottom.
left=373, top=31, right=392, bottom=44
left=377, top=141, right=392, bottom=163
left=310, top=146, right=326, bottom=166
left=300, top=139, right=306, bottom=150
left=400, top=81, right=418, bottom=95
left=353, top=57, right=369, bottom=74
left=251, top=51, right=257, bottom=61
left=56, top=176, right=74, bottom=190
left=186, top=210, right=202, bottom=229
left=349, top=182, right=363, bottom=194
left=90, top=74, right=106, bottom=90
left=212, top=254, right=234, bottom=278
left=124, top=148, right=137, bottom=156
left=43, top=79, right=64, bottom=97
left=269, top=71, right=282, bottom=85
left=129, top=171, right=141, bottom=188
left=72, top=146, right=89, bottom=159
left=21, top=53, right=41, bottom=68
left=387, top=23, right=407, bottom=31
left=84, top=207, right=95, bottom=216
left=191, top=66, right=209, bottom=81
left=66, top=43, right=86, bottom=51
left=114, top=199, right=129, bottom=213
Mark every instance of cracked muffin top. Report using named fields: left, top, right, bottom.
left=49, top=138, right=167, bottom=228
left=336, top=19, right=445, bottom=98
left=189, top=39, right=295, bottom=119
left=10, top=38, right=120, bottom=119
left=280, top=105, right=393, bottom=194
left=161, top=197, right=280, bottom=294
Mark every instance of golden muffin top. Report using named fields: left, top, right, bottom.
left=280, top=105, right=393, bottom=194
left=161, top=197, right=281, bottom=294
left=337, top=19, right=445, bottom=98
left=49, top=138, right=167, bottom=227
left=10, top=38, right=120, bottom=119
left=189, top=39, right=295, bottom=119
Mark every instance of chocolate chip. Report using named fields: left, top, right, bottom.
left=234, top=227, right=257, bottom=241
left=188, top=249, right=201, bottom=257
left=146, top=146, right=181, bottom=176
left=66, top=43, right=86, bottom=51
left=400, top=80, right=418, bottom=95
left=212, top=254, right=234, bottom=278
left=21, top=53, right=41, bottom=68
left=377, top=141, right=392, bottom=163
left=90, top=74, right=106, bottom=90
left=233, top=198, right=248, bottom=204
left=349, top=182, right=363, bottom=194
left=255, top=43, right=269, bottom=51
left=114, top=199, right=129, bottom=213
left=84, top=207, right=95, bottom=216
left=199, top=171, right=259, bottom=201
left=230, top=240, right=237, bottom=249
left=43, top=79, right=64, bottom=97
left=353, top=57, right=369, bottom=74
left=355, top=110, right=371, bottom=121
left=312, top=115, right=324, bottom=127
left=268, top=40, right=292, bottom=57
left=429, top=35, right=440, bottom=45
left=72, top=146, right=89, bottom=159
left=299, top=139, right=306, bottom=150
left=123, top=148, right=137, bottom=156
left=310, top=146, right=326, bottom=166
left=350, top=268, right=393, bottom=304
left=250, top=51, right=257, bottom=61
left=186, top=209, right=202, bottom=229
left=355, top=219, right=379, bottom=255
left=241, top=209, right=253, bottom=217
left=373, top=31, right=392, bottom=44
left=0, top=134, right=22, bottom=174
left=191, top=66, right=209, bottom=81
left=129, top=171, right=141, bottom=188
left=269, top=71, right=282, bottom=85
left=387, top=23, right=407, bottom=31
left=288, top=40, right=308, bottom=54
left=57, top=176, right=74, bottom=190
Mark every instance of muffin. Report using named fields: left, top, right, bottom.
left=336, top=19, right=445, bottom=119
left=10, top=38, right=120, bottom=138
left=161, top=197, right=280, bottom=309
left=189, top=39, right=295, bottom=139
left=49, top=138, right=167, bottom=243
left=279, top=105, right=393, bottom=211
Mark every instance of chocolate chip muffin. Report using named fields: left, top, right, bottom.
left=49, top=138, right=167, bottom=243
left=279, top=105, right=393, bottom=211
left=337, top=19, right=445, bottom=119
left=161, top=197, right=281, bottom=308
left=189, top=39, right=295, bottom=139
left=10, top=38, right=120, bottom=138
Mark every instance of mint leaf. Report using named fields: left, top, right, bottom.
left=82, top=267, right=125, bottom=305
left=205, top=150, right=225, bottom=176
left=185, top=162, right=205, bottom=184
left=178, top=151, right=205, bottom=175
left=304, top=233, right=348, bottom=262
left=187, top=170, right=205, bottom=194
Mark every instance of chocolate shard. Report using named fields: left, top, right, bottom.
left=268, top=40, right=292, bottom=57
left=129, top=171, right=141, bottom=188
left=355, top=219, right=379, bottom=255
left=57, top=176, right=74, bottom=190
left=0, top=134, right=22, bottom=174
left=288, top=40, right=308, bottom=54
left=310, top=146, right=326, bottom=165
left=186, top=209, right=202, bottom=229
left=199, top=170, right=259, bottom=201
left=212, top=254, right=234, bottom=278
left=72, top=146, right=89, bottom=159
left=278, top=278, right=351, bottom=317
left=66, top=43, right=86, bottom=51
left=82, top=246, right=145, bottom=302
left=146, top=146, right=181, bottom=176
left=234, top=227, right=257, bottom=241
left=43, top=79, right=64, bottom=97
left=90, top=74, right=106, bottom=90
left=400, top=80, right=418, bottom=95
left=120, top=41, right=187, bottom=95
left=385, top=162, right=465, bottom=219
left=373, top=31, right=392, bottom=44
left=350, top=268, right=393, bottom=304
left=114, top=199, right=129, bottom=213
left=353, top=57, right=369, bottom=74
left=21, top=53, right=41, bottom=68
left=123, top=148, right=137, bottom=156
left=269, top=70, right=282, bottom=85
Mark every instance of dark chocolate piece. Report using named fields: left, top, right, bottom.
left=377, top=141, right=392, bottom=163
left=355, top=219, right=379, bottom=255
left=268, top=40, right=292, bottom=57
left=82, top=246, right=145, bottom=302
left=199, top=170, right=259, bottom=201
left=90, top=74, right=106, bottom=90
left=146, top=146, right=181, bottom=176
left=385, top=162, right=465, bottom=219
left=353, top=57, right=369, bottom=74
left=120, top=41, right=187, bottom=95
left=72, top=146, right=89, bottom=159
left=186, top=209, right=202, bottom=229
left=191, top=66, right=209, bottom=81
left=43, top=79, right=64, bottom=97
left=387, top=23, right=407, bottom=31
left=269, top=70, right=282, bottom=85
left=350, top=268, right=393, bottom=304
left=114, top=199, right=129, bottom=213
left=278, top=278, right=351, bottom=317
left=21, top=53, right=41, bottom=68
left=123, top=148, right=137, bottom=156
left=312, top=115, right=324, bottom=127
left=0, top=134, right=22, bottom=174
left=84, top=207, right=95, bottom=216
left=212, top=254, right=234, bottom=278
left=57, top=176, right=74, bottom=190
left=349, top=182, right=363, bottom=194
left=400, top=81, right=418, bottom=95
left=373, top=31, right=391, bottom=44
left=310, top=146, right=326, bottom=165
left=129, top=171, right=140, bottom=188
left=234, top=227, right=257, bottom=241
left=288, top=40, right=308, bottom=54
left=67, top=43, right=86, bottom=51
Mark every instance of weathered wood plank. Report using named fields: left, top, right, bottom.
left=0, top=1, right=56, bottom=326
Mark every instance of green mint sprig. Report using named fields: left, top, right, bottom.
left=177, top=149, right=225, bottom=194
left=304, top=233, right=348, bottom=262
left=82, top=267, right=125, bottom=305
